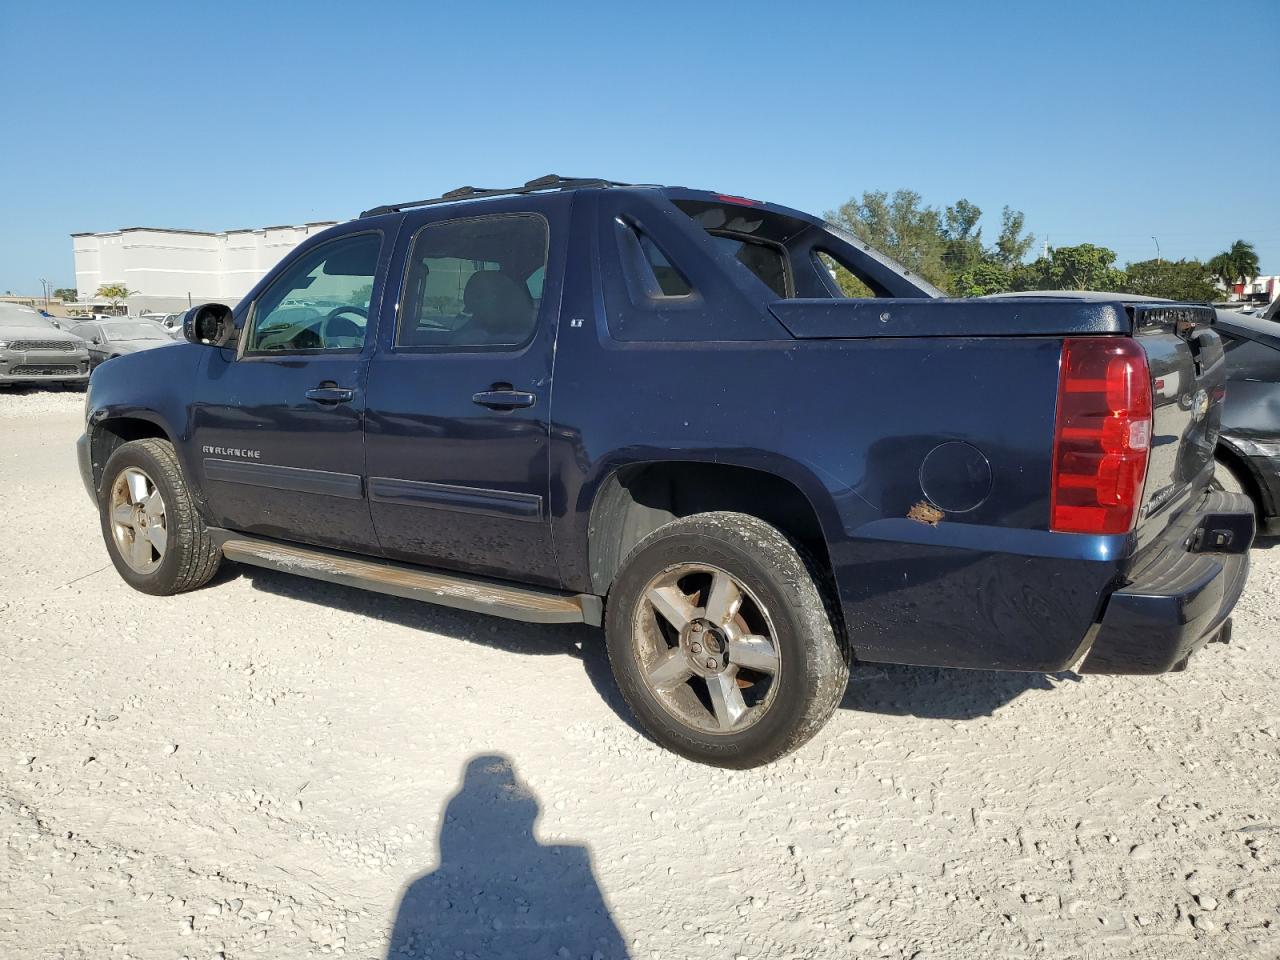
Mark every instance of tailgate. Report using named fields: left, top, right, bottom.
left=1132, top=303, right=1225, bottom=547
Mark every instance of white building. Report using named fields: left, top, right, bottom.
left=72, top=221, right=339, bottom=314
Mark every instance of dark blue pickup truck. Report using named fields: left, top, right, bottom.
left=76, top=176, right=1254, bottom=767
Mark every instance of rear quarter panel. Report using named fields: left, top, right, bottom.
left=551, top=307, right=1125, bottom=669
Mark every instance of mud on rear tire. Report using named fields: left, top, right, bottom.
left=604, top=511, right=848, bottom=769
left=98, top=438, right=222, bottom=596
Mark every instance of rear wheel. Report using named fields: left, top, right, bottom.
left=98, top=438, right=222, bottom=595
left=605, top=512, right=847, bottom=768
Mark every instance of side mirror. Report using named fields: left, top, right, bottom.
left=183, top=303, right=235, bottom=346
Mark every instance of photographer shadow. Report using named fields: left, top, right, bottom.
left=386, top=753, right=629, bottom=960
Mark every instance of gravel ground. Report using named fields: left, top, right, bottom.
left=1, top=388, right=1278, bottom=960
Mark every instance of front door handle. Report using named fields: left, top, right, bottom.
left=305, top=384, right=354, bottom=404
left=472, top=388, right=536, bottom=410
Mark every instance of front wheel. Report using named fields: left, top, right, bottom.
left=605, top=512, right=848, bottom=768
left=98, top=438, right=222, bottom=595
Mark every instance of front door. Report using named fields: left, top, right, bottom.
left=190, top=228, right=391, bottom=553
left=364, top=198, right=567, bottom=587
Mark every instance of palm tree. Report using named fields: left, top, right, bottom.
left=1208, top=240, right=1260, bottom=291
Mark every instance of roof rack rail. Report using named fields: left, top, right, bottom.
left=359, top=174, right=630, bottom=218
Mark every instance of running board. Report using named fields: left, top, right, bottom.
left=213, top=533, right=601, bottom=626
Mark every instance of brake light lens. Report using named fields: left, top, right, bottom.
left=1050, top=337, right=1153, bottom=534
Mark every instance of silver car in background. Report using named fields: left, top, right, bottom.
left=0, top=304, right=91, bottom=387
left=68, top=318, right=177, bottom=368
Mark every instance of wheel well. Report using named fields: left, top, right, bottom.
left=1215, top=442, right=1264, bottom=512
left=587, top=462, right=833, bottom=595
left=90, top=418, right=169, bottom=490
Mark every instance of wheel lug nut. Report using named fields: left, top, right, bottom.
left=705, top=658, right=717, bottom=670
left=690, top=642, right=702, bottom=653
left=692, top=623, right=703, bottom=632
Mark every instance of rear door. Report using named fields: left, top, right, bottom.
left=364, top=195, right=568, bottom=587
left=189, top=227, right=392, bottom=553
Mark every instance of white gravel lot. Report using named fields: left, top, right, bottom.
left=1, top=388, right=1278, bottom=960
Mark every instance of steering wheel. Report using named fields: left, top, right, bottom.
left=320, top=305, right=368, bottom=344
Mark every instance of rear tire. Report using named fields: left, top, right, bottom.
left=604, top=512, right=847, bottom=768
left=98, top=438, right=222, bottom=596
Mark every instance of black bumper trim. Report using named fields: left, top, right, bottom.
left=1080, top=491, right=1254, bottom=674
left=76, top=433, right=96, bottom=505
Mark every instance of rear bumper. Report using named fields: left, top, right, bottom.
left=1079, top=490, right=1254, bottom=674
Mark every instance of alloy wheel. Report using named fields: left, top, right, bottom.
left=109, top=467, right=168, bottom=574
left=632, top=563, right=782, bottom=734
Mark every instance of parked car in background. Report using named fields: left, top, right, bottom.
left=159, top=313, right=184, bottom=337
left=1211, top=311, right=1280, bottom=535
left=0, top=303, right=91, bottom=387
left=69, top=318, right=175, bottom=368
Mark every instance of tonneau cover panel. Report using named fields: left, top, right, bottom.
left=769, top=297, right=1129, bottom=339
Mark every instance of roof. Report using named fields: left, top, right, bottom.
left=359, top=174, right=635, bottom=218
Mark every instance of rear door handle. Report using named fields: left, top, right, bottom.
left=472, top=389, right=536, bottom=410
left=305, top=384, right=354, bottom=404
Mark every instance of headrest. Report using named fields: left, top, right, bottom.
left=463, top=271, right=533, bottom=331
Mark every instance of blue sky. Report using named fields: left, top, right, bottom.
left=1, top=0, right=1277, bottom=294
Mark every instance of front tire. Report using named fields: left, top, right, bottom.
left=604, top=512, right=848, bottom=768
left=98, top=438, right=222, bottom=595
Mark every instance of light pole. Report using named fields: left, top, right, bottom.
left=1151, top=237, right=1161, bottom=262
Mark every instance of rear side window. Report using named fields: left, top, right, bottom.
left=398, top=214, right=548, bottom=349
left=709, top=234, right=789, bottom=297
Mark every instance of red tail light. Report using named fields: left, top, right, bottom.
left=1050, top=337, right=1152, bottom=534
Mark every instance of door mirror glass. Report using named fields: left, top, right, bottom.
left=183, top=303, right=235, bottom=346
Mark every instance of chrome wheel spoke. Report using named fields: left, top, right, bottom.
left=142, top=490, right=165, bottom=520
left=112, top=503, right=135, bottom=525
left=706, top=672, right=749, bottom=730
left=648, top=649, right=693, bottom=690
left=146, top=521, right=168, bottom=557
left=647, top=585, right=696, bottom=632
left=727, top=635, right=779, bottom=674
left=704, top=570, right=742, bottom=626
left=125, top=470, right=149, bottom=504
left=129, top=531, right=152, bottom=569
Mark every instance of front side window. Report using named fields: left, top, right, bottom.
left=247, top=233, right=381, bottom=353
left=398, top=214, right=548, bottom=348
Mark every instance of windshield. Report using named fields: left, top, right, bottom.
left=104, top=323, right=168, bottom=342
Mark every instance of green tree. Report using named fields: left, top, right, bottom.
left=992, top=207, right=1035, bottom=267
left=951, top=262, right=1014, bottom=297
left=53, top=287, right=77, bottom=302
left=826, top=190, right=950, bottom=290
left=827, top=190, right=1034, bottom=295
left=941, top=199, right=985, bottom=276
left=1119, top=259, right=1218, bottom=302
left=1012, top=243, right=1125, bottom=292
left=1207, top=240, right=1260, bottom=291
left=96, top=282, right=134, bottom=309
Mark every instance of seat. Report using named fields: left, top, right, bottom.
left=456, top=271, right=535, bottom=345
